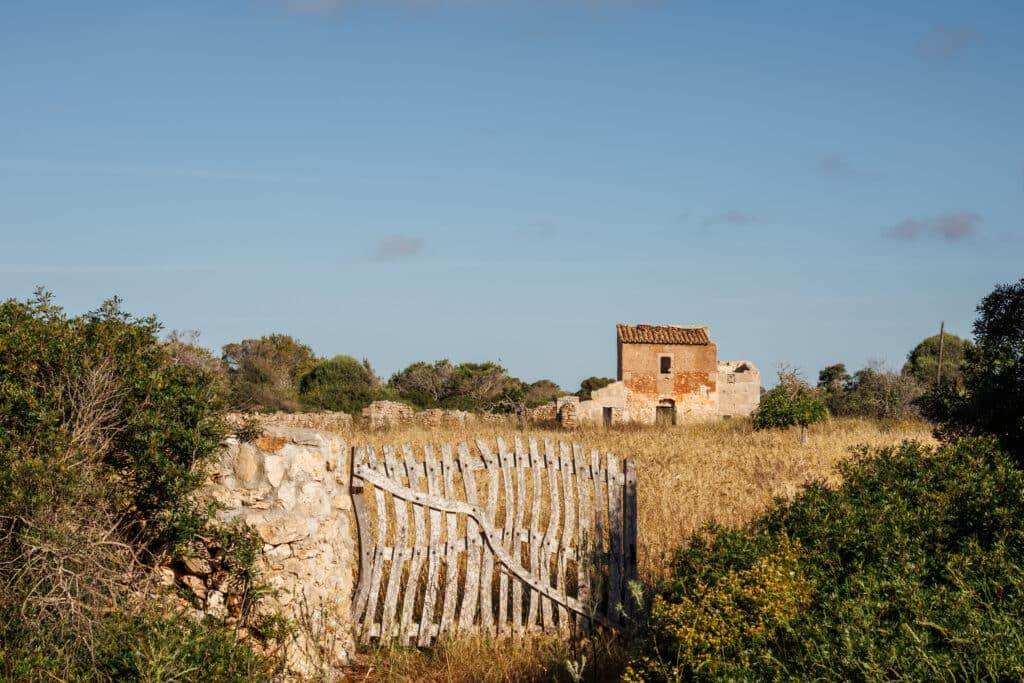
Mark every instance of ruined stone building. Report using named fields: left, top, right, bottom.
left=565, top=324, right=760, bottom=426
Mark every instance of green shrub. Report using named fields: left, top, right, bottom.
left=628, top=437, right=1024, bottom=681
left=0, top=291, right=274, bottom=680
left=753, top=371, right=827, bottom=430
left=298, top=354, right=380, bottom=413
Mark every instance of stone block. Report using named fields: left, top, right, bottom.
left=244, top=511, right=310, bottom=545
left=234, top=443, right=261, bottom=485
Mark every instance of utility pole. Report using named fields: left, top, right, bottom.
left=936, top=321, right=945, bottom=386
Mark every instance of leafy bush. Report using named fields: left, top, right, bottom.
left=628, top=437, right=1024, bottom=681
left=0, top=291, right=273, bottom=680
left=753, top=371, right=827, bottom=430
left=298, top=354, right=380, bottom=413
left=823, top=363, right=923, bottom=420
left=388, top=359, right=529, bottom=412
left=221, top=334, right=317, bottom=412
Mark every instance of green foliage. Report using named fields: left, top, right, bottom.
left=387, top=359, right=456, bottom=408
left=0, top=290, right=226, bottom=530
left=820, top=362, right=923, bottom=420
left=753, top=371, right=827, bottom=430
left=95, top=609, right=278, bottom=683
left=0, top=291, right=274, bottom=681
left=816, top=363, right=850, bottom=393
left=221, top=334, right=317, bottom=412
left=903, top=331, right=973, bottom=388
left=388, top=359, right=528, bottom=412
left=523, top=379, right=562, bottom=408
left=628, top=437, right=1024, bottom=681
left=298, top=354, right=380, bottom=413
left=577, top=376, right=614, bottom=401
left=624, top=535, right=812, bottom=682
left=922, top=278, right=1024, bottom=459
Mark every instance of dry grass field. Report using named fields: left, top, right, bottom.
left=336, top=417, right=935, bottom=682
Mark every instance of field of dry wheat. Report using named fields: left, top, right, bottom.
left=342, top=417, right=934, bottom=583
left=335, top=417, right=934, bottom=682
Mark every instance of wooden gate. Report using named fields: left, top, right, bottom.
left=350, top=436, right=637, bottom=645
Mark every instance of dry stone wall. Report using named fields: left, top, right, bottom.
left=198, top=427, right=355, bottom=678
left=227, top=410, right=354, bottom=433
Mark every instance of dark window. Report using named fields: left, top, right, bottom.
left=603, top=407, right=613, bottom=427
left=660, top=356, right=672, bottom=374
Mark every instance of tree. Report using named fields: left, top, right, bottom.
left=821, top=361, right=923, bottom=420
left=903, top=332, right=973, bottom=388
left=221, top=334, right=317, bottom=412
left=754, top=369, right=827, bottom=443
left=923, top=278, right=1024, bottom=458
left=388, top=359, right=526, bottom=412
left=388, top=360, right=457, bottom=408
left=817, top=363, right=851, bottom=393
left=298, top=355, right=380, bottom=414
left=523, top=379, right=562, bottom=408
left=577, top=376, right=615, bottom=400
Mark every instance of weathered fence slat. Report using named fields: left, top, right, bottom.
left=512, top=436, right=527, bottom=637
left=557, top=441, right=575, bottom=632
left=350, top=446, right=372, bottom=626
left=476, top=439, right=500, bottom=633
left=526, top=437, right=543, bottom=631
left=457, top=442, right=481, bottom=630
left=351, top=436, right=635, bottom=645
left=541, top=439, right=560, bottom=631
left=400, top=445, right=426, bottom=645
left=606, top=453, right=623, bottom=620
left=623, top=457, right=638, bottom=616
left=380, top=446, right=407, bottom=638
left=440, top=444, right=460, bottom=633
left=417, top=446, right=443, bottom=647
left=497, top=437, right=515, bottom=636
left=573, top=442, right=591, bottom=632
left=362, top=446, right=388, bottom=642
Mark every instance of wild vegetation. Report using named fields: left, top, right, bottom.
left=0, top=290, right=278, bottom=681
left=2, top=278, right=1020, bottom=681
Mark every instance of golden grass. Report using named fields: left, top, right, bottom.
left=342, top=417, right=934, bottom=583
left=334, top=417, right=934, bottom=682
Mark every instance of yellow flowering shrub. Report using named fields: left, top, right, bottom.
left=623, top=535, right=811, bottom=682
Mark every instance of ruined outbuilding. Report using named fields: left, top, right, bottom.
left=567, top=324, right=759, bottom=426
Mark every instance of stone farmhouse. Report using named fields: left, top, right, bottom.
left=562, top=324, right=760, bottom=426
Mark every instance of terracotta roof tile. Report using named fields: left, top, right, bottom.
left=617, top=324, right=710, bottom=345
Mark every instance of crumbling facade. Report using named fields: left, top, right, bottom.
left=569, top=324, right=760, bottom=425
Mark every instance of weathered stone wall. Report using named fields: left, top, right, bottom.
left=717, top=361, right=761, bottom=417
left=360, top=401, right=481, bottom=429
left=228, top=410, right=354, bottom=433
left=199, top=427, right=354, bottom=678
left=618, top=341, right=719, bottom=423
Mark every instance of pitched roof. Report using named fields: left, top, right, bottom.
left=616, top=324, right=710, bottom=345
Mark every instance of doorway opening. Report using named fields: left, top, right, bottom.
left=655, top=399, right=676, bottom=426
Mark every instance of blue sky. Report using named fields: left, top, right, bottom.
left=1, top=0, right=1021, bottom=390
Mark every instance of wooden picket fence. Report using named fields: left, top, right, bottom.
left=350, top=436, right=637, bottom=645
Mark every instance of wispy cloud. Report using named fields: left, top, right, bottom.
left=0, top=156, right=251, bottom=181
left=883, top=211, right=980, bottom=243
left=282, top=0, right=342, bottom=15
left=701, top=210, right=757, bottom=228
left=815, top=153, right=880, bottom=184
left=278, top=0, right=662, bottom=16
left=915, top=25, right=979, bottom=65
left=521, top=219, right=559, bottom=238
left=373, top=235, right=424, bottom=260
